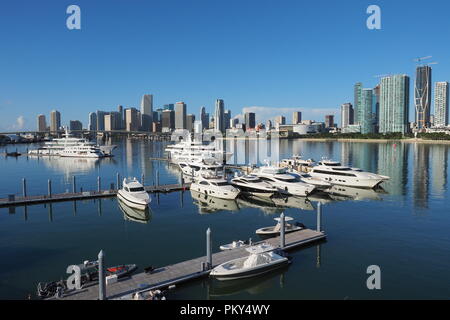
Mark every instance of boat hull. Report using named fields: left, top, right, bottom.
left=117, top=191, right=150, bottom=210
left=190, top=183, right=240, bottom=200
left=211, top=259, right=289, bottom=281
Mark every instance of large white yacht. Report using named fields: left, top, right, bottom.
left=177, top=160, right=223, bottom=177
left=251, top=165, right=316, bottom=197
left=117, top=178, right=151, bottom=210
left=190, top=172, right=240, bottom=200
left=309, top=158, right=390, bottom=189
left=165, top=136, right=231, bottom=163
left=230, top=175, right=279, bottom=198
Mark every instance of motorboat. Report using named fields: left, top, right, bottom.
left=251, top=164, right=316, bottom=197
left=190, top=190, right=240, bottom=214
left=230, top=175, right=279, bottom=198
left=308, top=157, right=390, bottom=189
left=210, top=244, right=290, bottom=281
left=117, top=177, right=151, bottom=210
left=118, top=198, right=151, bottom=223
left=220, top=240, right=249, bottom=251
left=165, top=136, right=232, bottom=163
left=287, top=170, right=332, bottom=190
left=255, top=216, right=305, bottom=236
left=178, top=159, right=223, bottom=178
left=190, top=172, right=240, bottom=200
left=280, top=155, right=315, bottom=173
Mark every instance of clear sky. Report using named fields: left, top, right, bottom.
left=1, top=0, right=449, bottom=131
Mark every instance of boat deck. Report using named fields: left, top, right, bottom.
left=52, top=228, right=326, bottom=300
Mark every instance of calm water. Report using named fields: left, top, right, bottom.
left=0, top=138, right=449, bottom=300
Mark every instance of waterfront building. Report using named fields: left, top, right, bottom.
left=125, top=108, right=139, bottom=132
left=373, top=85, right=380, bottom=132
left=96, top=110, right=107, bottom=131
left=292, top=111, right=302, bottom=125
left=50, top=110, right=61, bottom=133
left=434, top=81, right=449, bottom=127
left=275, top=116, right=286, bottom=126
left=118, top=105, right=124, bottom=129
left=245, top=112, right=255, bottom=130
left=230, top=117, right=239, bottom=129
left=341, top=103, right=354, bottom=128
left=325, top=115, right=335, bottom=128
left=354, top=82, right=363, bottom=125
left=194, top=120, right=202, bottom=134
left=175, top=102, right=187, bottom=129
left=186, top=114, right=195, bottom=132
left=163, top=104, right=174, bottom=111
left=224, top=109, right=231, bottom=130
left=161, top=109, right=175, bottom=132
left=415, top=66, right=432, bottom=130
left=342, top=124, right=361, bottom=134
left=152, top=122, right=161, bottom=133
left=214, top=99, right=225, bottom=133
left=360, top=89, right=374, bottom=134
left=200, top=106, right=209, bottom=130
left=37, top=114, right=47, bottom=132
left=379, top=74, right=410, bottom=134
left=105, top=112, right=121, bottom=131
left=88, top=112, right=97, bottom=131
left=69, top=120, right=82, bottom=131
left=266, top=119, right=272, bottom=130
left=140, top=94, right=153, bottom=131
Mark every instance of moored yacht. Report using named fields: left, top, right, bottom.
left=230, top=175, right=279, bottom=198
left=309, top=158, right=390, bottom=189
left=117, top=178, right=151, bottom=210
left=178, top=160, right=223, bottom=177
left=255, top=216, right=304, bottom=236
left=190, top=172, right=240, bottom=200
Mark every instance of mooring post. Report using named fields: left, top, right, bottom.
left=206, top=228, right=212, bottom=270
left=98, top=250, right=106, bottom=300
left=48, top=179, right=52, bottom=198
left=97, top=176, right=101, bottom=193
left=116, top=173, right=120, bottom=190
left=156, top=171, right=160, bottom=187
left=317, top=202, right=322, bottom=232
left=280, top=212, right=285, bottom=249
left=22, top=178, right=27, bottom=198
left=72, top=176, right=76, bottom=193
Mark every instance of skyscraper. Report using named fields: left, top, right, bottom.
left=354, top=82, right=363, bottom=125
left=325, top=115, right=335, bottom=128
left=214, top=99, right=225, bottom=133
left=125, top=108, right=139, bottom=132
left=161, top=110, right=175, bottom=132
left=341, top=103, right=354, bottom=128
left=275, top=116, right=286, bottom=126
left=200, top=106, right=209, bottom=130
left=379, top=75, right=410, bottom=134
left=117, top=105, right=124, bottom=130
left=415, top=66, right=432, bottom=130
left=96, top=110, right=106, bottom=131
left=434, top=81, right=449, bottom=127
left=37, top=114, right=47, bottom=132
left=360, top=89, right=374, bottom=134
left=245, top=112, right=255, bottom=130
left=140, top=94, right=153, bottom=131
left=175, top=102, right=186, bottom=129
left=50, top=110, right=61, bottom=132
left=224, top=109, right=231, bottom=130
left=186, top=114, right=195, bottom=132
left=69, top=120, right=83, bottom=131
left=372, top=85, right=380, bottom=132
left=88, top=112, right=97, bottom=131
left=293, top=112, right=302, bottom=124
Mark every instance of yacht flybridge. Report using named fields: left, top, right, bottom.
left=251, top=164, right=316, bottom=197
left=309, top=158, right=390, bottom=189
left=210, top=244, right=290, bottom=281
left=117, top=178, right=151, bottom=210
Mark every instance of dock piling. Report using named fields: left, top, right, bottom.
left=72, top=176, right=76, bottom=194
left=317, top=202, right=322, bottom=232
left=206, top=228, right=212, bottom=270
left=116, top=173, right=120, bottom=190
left=156, top=171, right=159, bottom=187
left=22, top=178, right=27, bottom=198
left=48, top=179, right=52, bottom=198
left=98, top=250, right=106, bottom=300
left=97, top=176, right=101, bottom=193
left=280, top=212, right=285, bottom=249
left=141, top=173, right=145, bottom=186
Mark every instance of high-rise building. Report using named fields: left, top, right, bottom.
left=163, top=104, right=174, bottom=111
left=224, top=110, right=231, bottom=130
left=175, top=102, right=186, bottom=129
left=275, top=116, right=286, bottom=126
left=117, top=105, right=124, bottom=130
left=161, top=110, right=175, bottom=132
left=69, top=120, right=82, bottom=131
left=200, top=106, right=209, bottom=131
left=341, top=103, right=354, bottom=128
left=37, top=114, right=47, bottom=132
left=266, top=119, right=272, bottom=130
left=360, top=89, right=374, bottom=134
left=325, top=115, right=335, bottom=128
left=245, top=112, right=255, bottom=130
left=354, top=82, right=363, bottom=125
left=230, top=117, right=239, bottom=129
left=125, top=108, right=139, bottom=132
left=415, top=66, right=432, bottom=130
left=140, top=94, right=153, bottom=131
left=293, top=112, right=302, bottom=124
left=373, top=85, right=381, bottom=132
left=186, top=114, right=195, bottom=132
left=96, top=110, right=106, bottom=131
left=434, top=81, right=449, bottom=127
left=88, top=112, right=97, bottom=131
left=105, top=113, right=120, bottom=131
left=214, top=99, right=225, bottom=133
left=50, top=110, right=61, bottom=132
left=379, top=75, right=410, bottom=134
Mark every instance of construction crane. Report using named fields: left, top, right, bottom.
left=414, top=56, right=438, bottom=66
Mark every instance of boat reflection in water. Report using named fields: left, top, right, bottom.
left=208, top=267, right=288, bottom=298
left=325, top=185, right=385, bottom=201
left=236, top=195, right=283, bottom=215
left=271, top=196, right=314, bottom=211
left=117, top=198, right=152, bottom=224
left=190, top=190, right=240, bottom=214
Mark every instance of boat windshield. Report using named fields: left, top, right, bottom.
left=275, top=176, right=299, bottom=183
left=212, top=182, right=229, bottom=186
left=332, top=168, right=352, bottom=171
left=129, top=187, right=145, bottom=192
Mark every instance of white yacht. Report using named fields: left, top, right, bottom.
left=178, top=160, right=223, bottom=177
left=255, top=216, right=304, bottom=236
left=251, top=165, right=316, bottom=197
left=280, top=155, right=315, bottom=172
left=220, top=240, right=249, bottom=251
left=117, top=178, right=151, bottom=210
left=165, top=136, right=231, bottom=163
left=191, top=172, right=240, bottom=200
left=309, top=158, right=390, bottom=189
left=287, top=170, right=332, bottom=190
left=210, top=244, right=289, bottom=281
left=230, top=175, right=279, bottom=198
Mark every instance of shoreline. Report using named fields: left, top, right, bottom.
left=297, top=138, right=450, bottom=145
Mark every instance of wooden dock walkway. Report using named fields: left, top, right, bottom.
left=0, top=184, right=191, bottom=208
left=55, top=228, right=326, bottom=300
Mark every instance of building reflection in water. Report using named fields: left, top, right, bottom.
left=37, top=156, right=100, bottom=181
left=377, top=143, right=409, bottom=196
left=430, top=145, right=448, bottom=198
left=413, top=144, right=430, bottom=210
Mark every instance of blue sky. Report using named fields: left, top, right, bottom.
left=1, top=0, right=450, bottom=131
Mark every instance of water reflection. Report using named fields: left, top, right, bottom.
left=191, top=190, right=239, bottom=214
left=36, top=156, right=99, bottom=180
left=413, top=144, right=430, bottom=209
left=326, top=185, right=384, bottom=201
left=431, top=145, right=448, bottom=198
left=117, top=199, right=152, bottom=224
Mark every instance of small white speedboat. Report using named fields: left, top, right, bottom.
left=210, top=244, right=289, bottom=281
left=255, top=216, right=304, bottom=236
left=117, top=177, right=151, bottom=210
left=219, top=240, right=249, bottom=251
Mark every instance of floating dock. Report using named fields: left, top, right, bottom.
left=0, top=183, right=191, bottom=208
left=53, top=228, right=326, bottom=300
